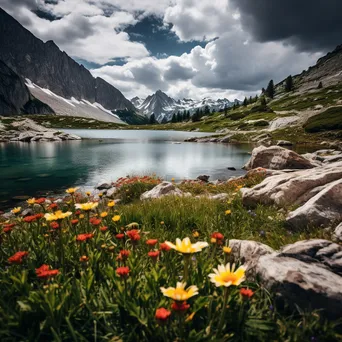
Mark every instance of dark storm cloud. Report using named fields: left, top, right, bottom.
left=230, top=0, right=342, bottom=51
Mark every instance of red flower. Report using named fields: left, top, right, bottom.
left=80, top=255, right=89, bottom=262
left=75, top=210, right=81, bottom=216
left=4, top=223, right=15, bottom=229
left=211, top=232, right=225, bottom=245
left=160, top=242, right=171, bottom=251
left=148, top=250, right=160, bottom=259
left=35, top=264, right=50, bottom=275
left=126, top=229, right=141, bottom=241
left=119, top=250, right=131, bottom=258
left=8, top=251, right=29, bottom=264
left=50, top=221, right=59, bottom=229
left=23, top=215, right=37, bottom=223
left=171, top=301, right=190, bottom=312
left=49, top=203, right=58, bottom=210
left=100, top=226, right=108, bottom=232
left=240, top=288, right=254, bottom=299
left=116, top=266, right=130, bottom=278
left=76, top=233, right=94, bottom=242
left=35, top=213, right=44, bottom=220
left=90, top=218, right=101, bottom=226
left=35, top=198, right=45, bottom=204
left=115, top=233, right=125, bottom=239
left=146, top=239, right=158, bottom=247
left=155, top=308, right=171, bottom=322
left=71, top=219, right=79, bottom=225
left=3, top=227, right=12, bottom=233
left=35, top=264, right=59, bottom=279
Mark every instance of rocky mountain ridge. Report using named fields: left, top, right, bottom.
left=0, top=8, right=135, bottom=120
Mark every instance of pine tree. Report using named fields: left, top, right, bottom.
left=285, top=75, right=293, bottom=92
left=233, top=103, right=236, bottom=110
left=224, top=105, right=228, bottom=116
left=266, top=80, right=274, bottom=98
left=249, top=96, right=253, bottom=104
left=186, top=111, right=190, bottom=120
left=260, top=96, right=267, bottom=106
left=243, top=97, right=248, bottom=106
left=171, top=113, right=177, bottom=123
left=192, top=108, right=200, bottom=122
left=182, top=110, right=187, bottom=121
left=254, top=95, right=258, bottom=102
left=318, top=81, right=323, bottom=89
left=176, top=111, right=182, bottom=122
left=149, top=113, right=156, bottom=124
left=204, top=105, right=210, bottom=115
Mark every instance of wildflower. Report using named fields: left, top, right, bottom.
left=208, top=263, right=246, bottom=287
left=3, top=226, right=13, bottom=233
left=155, top=308, right=171, bottom=322
left=192, top=231, right=199, bottom=238
left=76, top=233, right=94, bottom=242
left=126, top=229, right=140, bottom=241
left=211, top=238, right=217, bottom=244
left=160, top=242, right=171, bottom=251
left=98, top=193, right=103, bottom=198
left=171, top=301, right=190, bottom=312
left=240, top=288, right=254, bottom=299
left=100, top=212, right=108, bottom=218
left=79, top=214, right=84, bottom=219
left=112, top=215, right=121, bottom=222
left=225, top=210, right=231, bottom=215
left=49, top=203, right=58, bottom=210
left=116, top=266, right=130, bottom=278
left=86, top=191, right=91, bottom=196
left=90, top=217, right=102, bottom=226
left=100, top=226, right=108, bottom=232
left=44, top=210, right=72, bottom=221
left=66, top=187, right=79, bottom=194
left=11, top=207, right=21, bottom=214
left=146, top=239, right=158, bottom=247
left=75, top=202, right=98, bottom=211
left=75, top=210, right=81, bottom=216
left=115, top=233, right=125, bottom=239
left=148, top=250, right=160, bottom=260
left=80, top=255, right=89, bottom=262
left=160, top=221, right=164, bottom=225
left=36, top=264, right=59, bottom=279
left=165, top=237, right=208, bottom=254
left=35, top=213, right=44, bottom=220
left=211, top=232, right=224, bottom=245
left=8, top=251, right=29, bottom=264
left=27, top=198, right=36, bottom=205
left=259, top=230, right=266, bottom=237
left=71, top=219, right=79, bottom=225
left=50, top=222, right=59, bottom=229
left=161, top=282, right=199, bottom=301
left=35, top=198, right=45, bottom=204
left=119, top=250, right=130, bottom=259
left=23, top=215, right=37, bottom=223
left=223, top=246, right=232, bottom=254
left=107, top=201, right=115, bottom=207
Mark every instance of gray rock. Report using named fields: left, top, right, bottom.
left=140, top=181, right=183, bottom=200
left=276, top=140, right=293, bottom=146
left=197, top=175, right=210, bottom=182
left=96, top=182, right=112, bottom=190
left=244, top=145, right=314, bottom=170
left=219, top=134, right=233, bottom=143
left=18, top=132, right=35, bottom=142
left=105, top=187, right=117, bottom=198
left=208, top=193, right=229, bottom=200
left=333, top=223, right=342, bottom=242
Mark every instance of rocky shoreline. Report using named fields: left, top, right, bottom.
left=0, top=117, right=81, bottom=142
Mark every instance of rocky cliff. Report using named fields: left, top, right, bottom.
left=0, top=60, right=54, bottom=116
left=0, top=8, right=134, bottom=115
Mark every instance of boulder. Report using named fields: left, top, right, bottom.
left=96, top=182, right=112, bottom=190
left=244, top=145, right=315, bottom=170
left=219, top=134, right=233, bottom=143
left=233, top=239, right=342, bottom=318
left=276, top=140, right=293, bottom=146
left=18, top=131, right=35, bottom=142
left=105, top=187, right=117, bottom=198
left=286, top=178, right=342, bottom=228
left=197, top=175, right=210, bottom=182
left=140, top=182, right=183, bottom=200
left=208, top=193, right=229, bottom=200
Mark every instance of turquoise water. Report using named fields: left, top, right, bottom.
left=0, top=130, right=252, bottom=209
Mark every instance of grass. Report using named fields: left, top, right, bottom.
left=0, top=177, right=340, bottom=341
left=304, top=106, right=342, bottom=132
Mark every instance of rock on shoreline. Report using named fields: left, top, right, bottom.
left=0, top=117, right=81, bottom=142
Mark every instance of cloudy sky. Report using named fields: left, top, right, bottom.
left=1, top=0, right=341, bottom=101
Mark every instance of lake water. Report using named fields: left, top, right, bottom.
left=0, top=129, right=252, bottom=209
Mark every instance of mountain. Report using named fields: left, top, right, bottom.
left=0, top=8, right=135, bottom=122
left=135, top=90, right=240, bottom=121
left=0, top=60, right=54, bottom=116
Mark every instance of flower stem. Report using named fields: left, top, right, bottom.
left=216, top=287, right=229, bottom=338
left=183, top=254, right=190, bottom=283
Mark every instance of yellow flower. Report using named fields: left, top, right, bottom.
left=225, top=210, right=231, bottom=215
left=75, top=202, right=98, bottom=211
left=160, top=282, right=199, bottom=301
left=171, top=177, right=175, bottom=182
left=237, top=185, right=243, bottom=189
left=66, top=187, right=79, bottom=194
left=79, top=214, right=85, bottom=219
left=107, top=201, right=115, bottom=207
left=192, top=231, right=199, bottom=238
left=165, top=237, right=208, bottom=254
left=100, top=212, right=108, bottom=218
left=160, top=221, right=165, bottom=225
left=112, top=215, right=121, bottom=222
left=44, top=210, right=72, bottom=221
left=223, top=246, right=232, bottom=254
left=27, top=198, right=36, bottom=205
left=208, top=263, right=246, bottom=287
left=211, top=238, right=217, bottom=244
left=86, top=191, right=91, bottom=196
left=11, top=207, right=21, bottom=214
left=99, top=193, right=103, bottom=198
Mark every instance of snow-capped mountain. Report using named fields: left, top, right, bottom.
left=134, top=90, right=241, bottom=121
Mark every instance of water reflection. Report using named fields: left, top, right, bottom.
left=0, top=130, right=252, bottom=209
